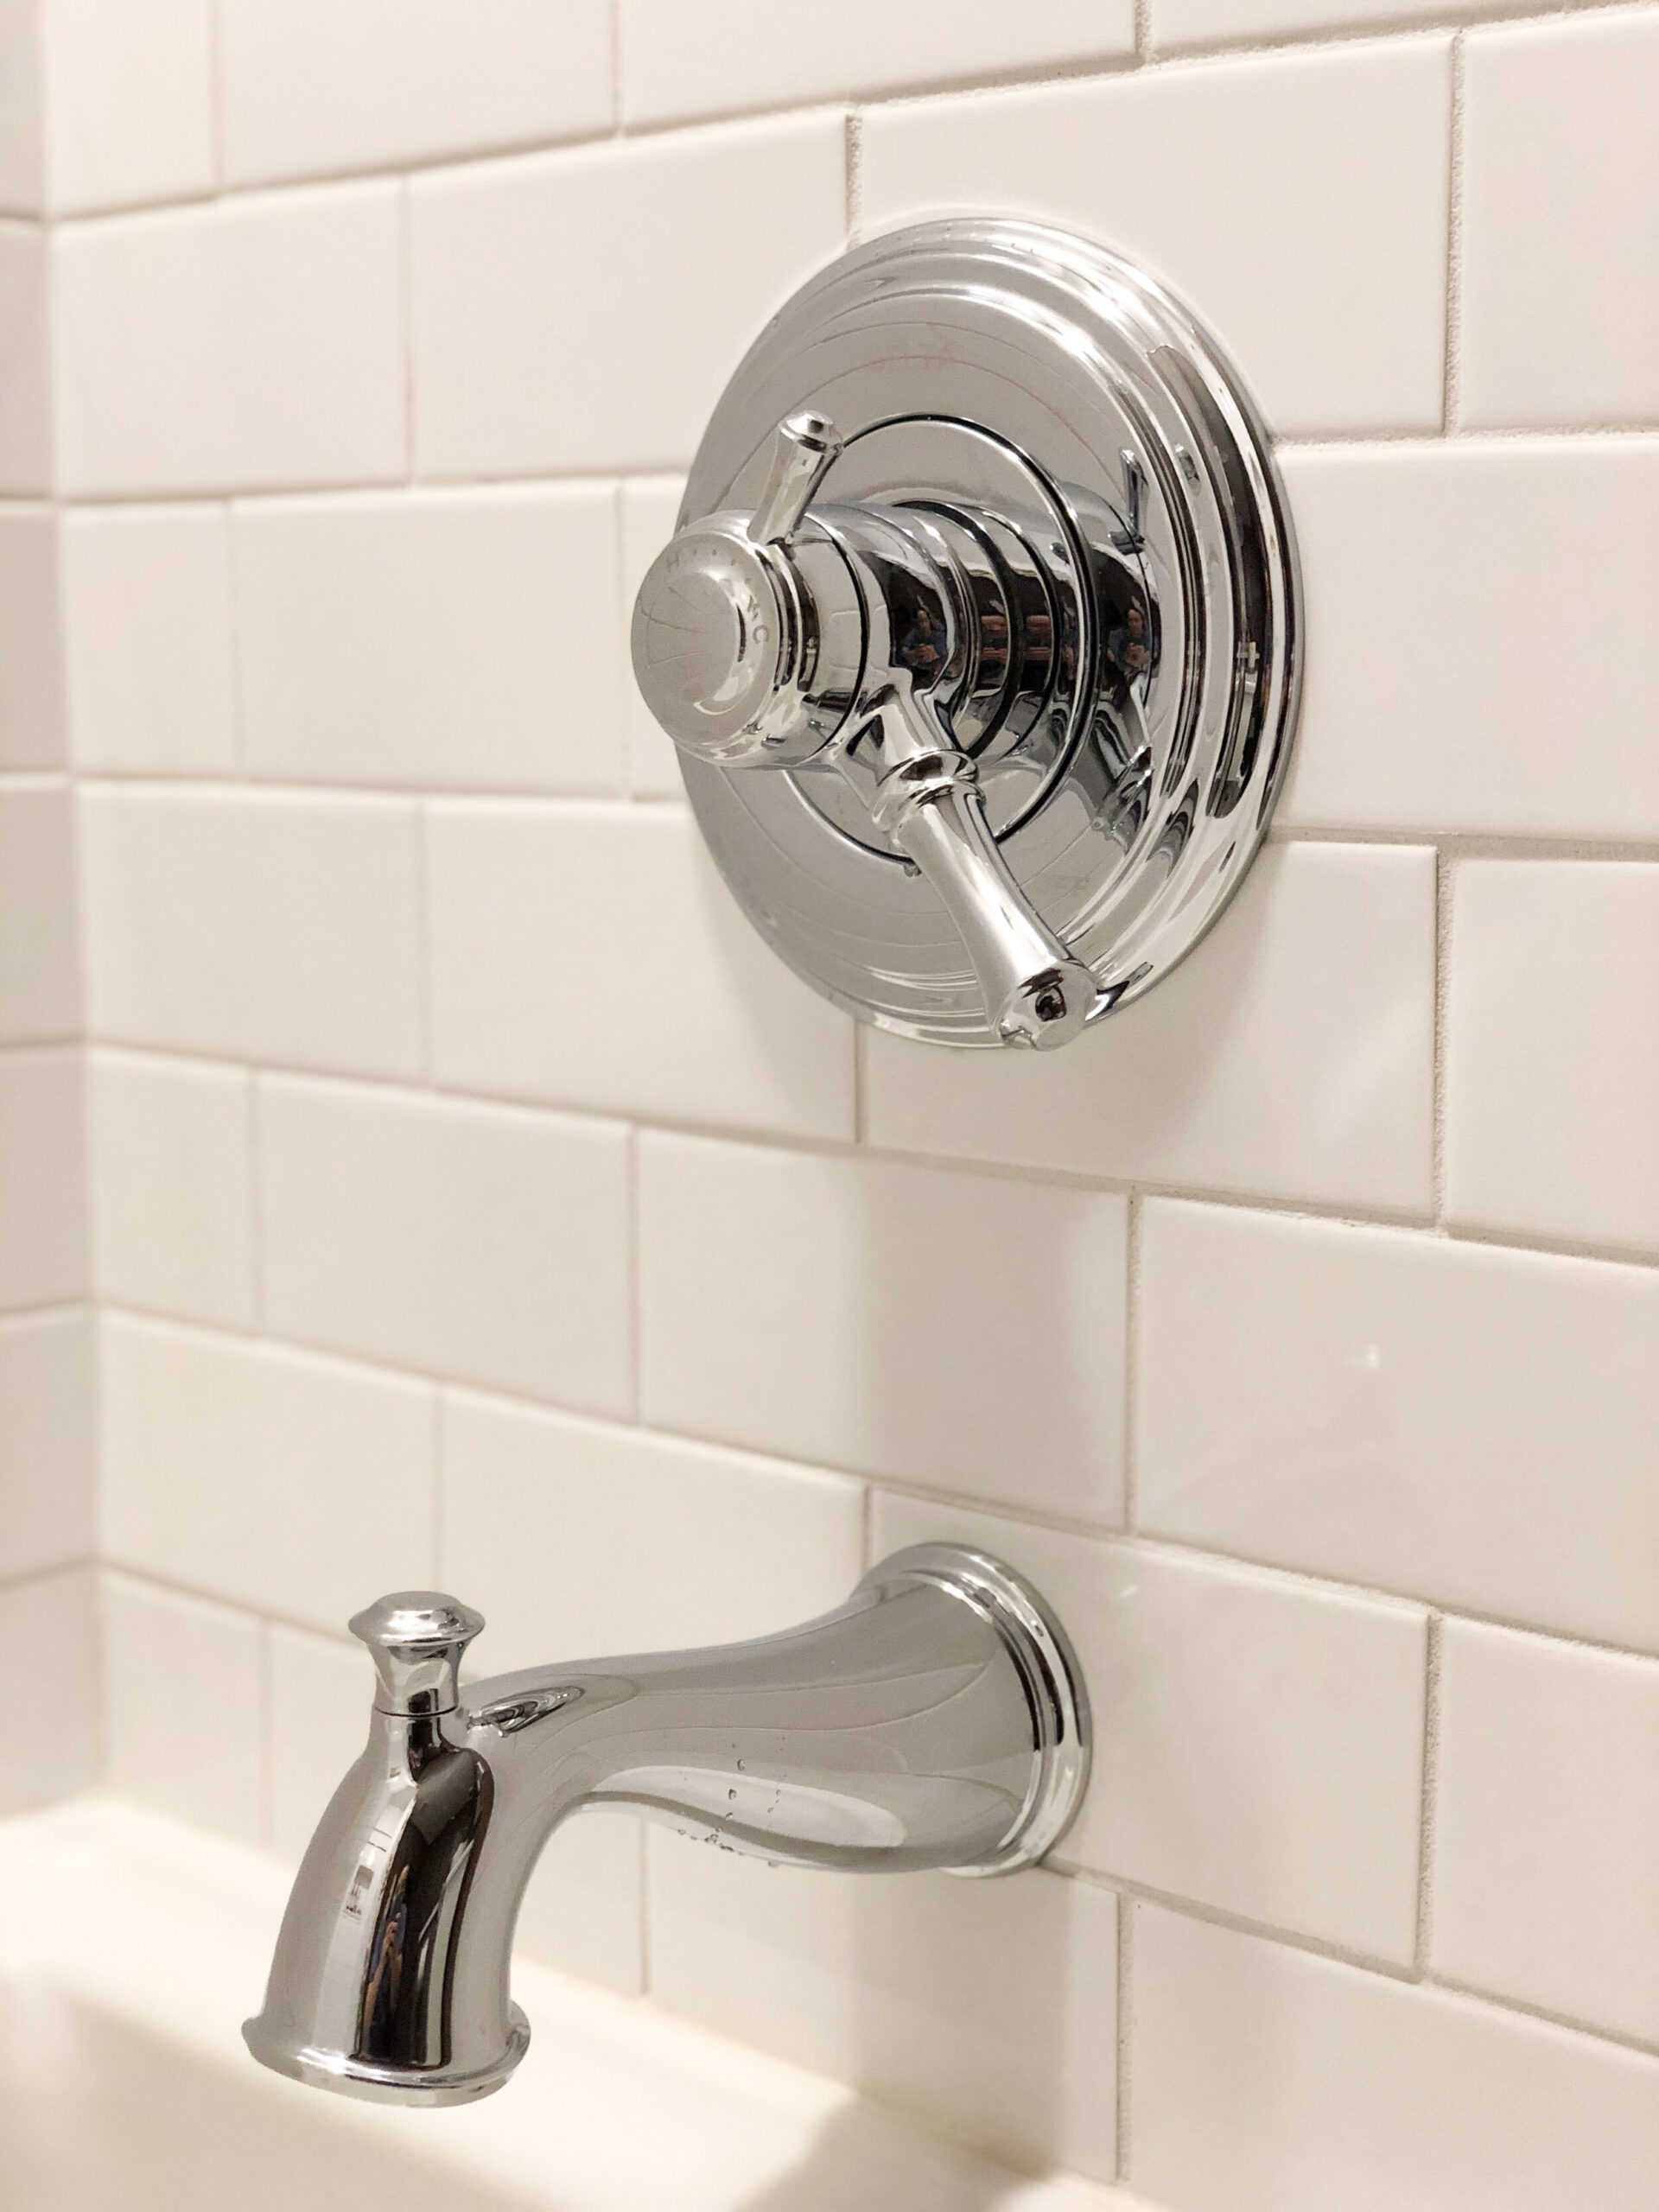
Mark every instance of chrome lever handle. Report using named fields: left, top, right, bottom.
left=868, top=727, right=1095, bottom=1049
left=749, top=410, right=842, bottom=544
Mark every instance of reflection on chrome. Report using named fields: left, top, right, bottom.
left=245, top=1545, right=1090, bottom=2107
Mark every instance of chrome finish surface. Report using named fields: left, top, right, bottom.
left=245, top=1544, right=1090, bottom=2108
left=630, top=219, right=1300, bottom=1050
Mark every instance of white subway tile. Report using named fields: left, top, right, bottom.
left=267, top=1623, right=372, bottom=1861
left=0, top=781, right=78, bottom=1042
left=860, top=39, right=1452, bottom=438
left=649, top=1835, right=1118, bottom=2182
left=620, top=0, right=1135, bottom=127
left=1280, top=439, right=1659, bottom=838
left=233, top=486, right=622, bottom=793
left=1462, top=13, right=1659, bottom=429
left=259, top=1077, right=632, bottom=1415
left=1138, top=1203, right=1659, bottom=1652
left=620, top=477, right=688, bottom=800
left=100, top=1313, right=437, bottom=1630
left=1433, top=1621, right=1659, bottom=2045
left=639, top=1137, right=1127, bottom=1522
left=441, top=1392, right=864, bottom=1672
left=866, top=842, right=1436, bottom=1215
left=0, top=1566, right=98, bottom=1812
left=219, top=0, right=613, bottom=187
left=1445, top=862, right=1659, bottom=1254
left=428, top=804, right=855, bottom=1138
left=0, top=0, right=44, bottom=215
left=0, top=223, right=50, bottom=493
left=54, top=188, right=406, bottom=497
left=0, top=1047, right=86, bottom=1310
left=514, top=1815, right=644, bottom=1999
left=60, top=505, right=234, bottom=773
left=0, top=1309, right=94, bottom=1579
left=410, top=115, right=848, bottom=478
left=1132, top=1903, right=1659, bottom=2212
left=102, top=1572, right=263, bottom=1843
left=79, top=787, right=424, bottom=1077
left=87, top=1051, right=253, bottom=1325
left=41, top=0, right=214, bottom=213
left=1152, top=0, right=1456, bottom=48
left=874, top=1494, right=1427, bottom=1961
left=0, top=508, right=65, bottom=767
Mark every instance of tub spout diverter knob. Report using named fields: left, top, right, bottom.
left=348, top=1589, right=484, bottom=1717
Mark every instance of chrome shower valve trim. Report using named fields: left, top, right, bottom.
left=245, top=1544, right=1090, bottom=2108
left=631, top=219, right=1301, bottom=1052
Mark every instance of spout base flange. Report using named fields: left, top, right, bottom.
left=857, top=1542, right=1090, bottom=1876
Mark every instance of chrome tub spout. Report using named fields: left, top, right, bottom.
left=244, top=1544, right=1090, bottom=2107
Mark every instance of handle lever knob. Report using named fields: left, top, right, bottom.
left=750, top=410, right=842, bottom=545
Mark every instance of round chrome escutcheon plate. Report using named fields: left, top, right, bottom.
left=677, top=219, right=1301, bottom=1049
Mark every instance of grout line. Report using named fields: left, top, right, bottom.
left=625, top=1125, right=644, bottom=1424
left=1432, top=849, right=1452, bottom=1222
left=245, top=1063, right=265, bottom=1330
left=39, top=3, right=1659, bottom=238
left=607, top=0, right=623, bottom=135
left=1268, top=824, right=1659, bottom=862
left=397, top=178, right=416, bottom=483
left=1115, top=1897, right=1135, bottom=2182
left=69, top=772, right=1659, bottom=862
left=220, top=495, right=248, bottom=775
left=0, top=1553, right=100, bottom=1596
left=1063, top=1860, right=1421, bottom=1983
left=843, top=110, right=861, bottom=237
left=412, top=798, right=433, bottom=1086
left=1422, top=1969, right=1659, bottom=2062
left=50, top=419, right=1659, bottom=512
left=93, top=1299, right=1659, bottom=1671
left=1414, top=1612, right=1443, bottom=1973
left=851, top=1020, right=868, bottom=1146
left=1071, top=1853, right=1659, bottom=2060
left=1442, top=30, right=1466, bottom=434
left=61, top=1034, right=1659, bottom=1268
left=205, top=0, right=226, bottom=198
left=1122, top=1192, right=1142, bottom=1531
left=0, top=1296, right=92, bottom=1330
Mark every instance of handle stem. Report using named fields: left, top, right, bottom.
left=864, top=703, right=1096, bottom=1049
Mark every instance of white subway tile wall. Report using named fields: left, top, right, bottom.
left=39, top=0, right=217, bottom=215
left=232, top=486, right=625, bottom=791
left=1430, top=1619, right=1659, bottom=2044
left=60, top=505, right=235, bottom=772
left=6, top=3, right=1656, bottom=2202
left=0, top=220, right=51, bottom=492
left=1459, top=10, right=1659, bottom=429
left=0, top=1307, right=94, bottom=1578
left=0, top=507, right=65, bottom=766
left=0, top=778, right=78, bottom=1040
